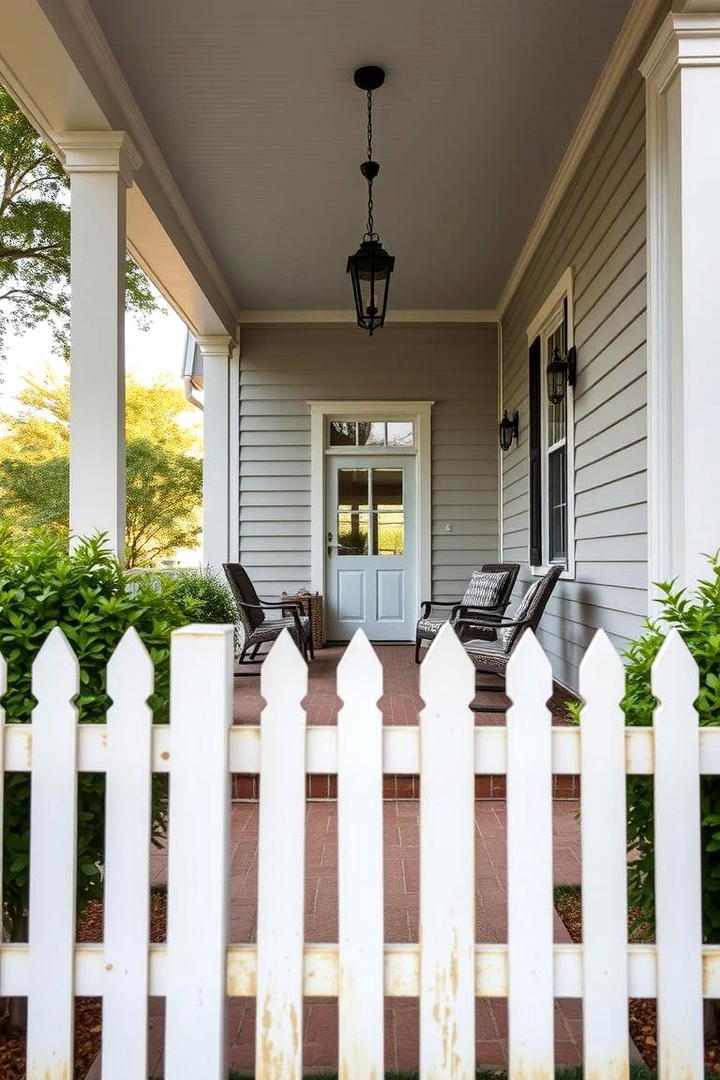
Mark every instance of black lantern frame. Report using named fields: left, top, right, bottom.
left=498, top=409, right=519, bottom=452
left=546, top=345, right=576, bottom=406
left=347, top=239, right=395, bottom=335
left=347, top=66, right=395, bottom=335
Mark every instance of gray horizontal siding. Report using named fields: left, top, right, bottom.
left=239, top=323, right=499, bottom=600
left=499, top=47, right=661, bottom=689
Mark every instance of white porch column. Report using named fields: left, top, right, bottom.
left=56, top=132, right=141, bottom=561
left=642, top=15, right=720, bottom=595
left=198, top=334, right=239, bottom=570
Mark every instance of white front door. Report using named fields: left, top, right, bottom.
left=326, top=456, right=416, bottom=641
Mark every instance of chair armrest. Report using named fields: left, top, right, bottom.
left=236, top=600, right=303, bottom=614
left=455, top=614, right=532, bottom=632
left=451, top=602, right=506, bottom=621
left=419, top=599, right=461, bottom=619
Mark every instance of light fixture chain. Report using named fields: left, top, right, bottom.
left=366, top=88, right=375, bottom=238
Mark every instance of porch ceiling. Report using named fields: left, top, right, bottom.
left=87, top=0, right=631, bottom=313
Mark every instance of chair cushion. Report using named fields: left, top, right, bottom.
left=461, top=570, right=511, bottom=610
left=248, top=615, right=310, bottom=645
left=417, top=617, right=444, bottom=639
left=463, top=637, right=508, bottom=675
left=500, top=579, right=542, bottom=651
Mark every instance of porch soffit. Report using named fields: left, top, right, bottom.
left=45, top=0, right=631, bottom=315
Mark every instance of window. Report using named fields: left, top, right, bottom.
left=328, top=419, right=414, bottom=448
left=337, top=467, right=404, bottom=555
left=527, top=270, right=575, bottom=576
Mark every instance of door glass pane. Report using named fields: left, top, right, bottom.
left=338, top=468, right=369, bottom=510
left=329, top=420, right=357, bottom=446
left=372, top=469, right=403, bottom=509
left=337, top=512, right=369, bottom=555
left=357, top=421, right=385, bottom=446
left=548, top=446, right=567, bottom=562
left=386, top=421, right=414, bottom=447
left=375, top=512, right=404, bottom=555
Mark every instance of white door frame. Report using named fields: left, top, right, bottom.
left=308, top=401, right=433, bottom=617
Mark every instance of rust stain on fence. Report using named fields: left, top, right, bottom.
left=587, top=1064, right=629, bottom=1080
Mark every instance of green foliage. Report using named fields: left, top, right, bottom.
left=0, top=529, right=210, bottom=934
left=168, top=569, right=238, bottom=627
left=0, top=439, right=202, bottom=568
left=0, top=85, right=157, bottom=355
left=567, top=555, right=720, bottom=941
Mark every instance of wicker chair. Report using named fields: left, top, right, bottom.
left=414, top=562, right=520, bottom=663
left=223, top=563, right=314, bottom=669
left=456, top=564, right=563, bottom=713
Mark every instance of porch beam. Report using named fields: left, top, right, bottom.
left=56, top=130, right=141, bottom=562
left=198, top=334, right=239, bottom=570
left=642, top=14, right=720, bottom=595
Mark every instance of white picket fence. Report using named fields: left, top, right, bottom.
left=0, top=621, right=719, bottom=1080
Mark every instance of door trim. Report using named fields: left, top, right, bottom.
left=308, top=401, right=433, bottom=619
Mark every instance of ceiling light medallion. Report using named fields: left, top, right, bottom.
left=346, top=65, right=396, bottom=336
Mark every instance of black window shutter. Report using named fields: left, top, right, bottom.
left=528, top=335, right=542, bottom=566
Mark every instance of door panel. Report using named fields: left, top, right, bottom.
left=376, top=569, right=404, bottom=622
left=326, top=455, right=416, bottom=641
left=337, top=570, right=366, bottom=621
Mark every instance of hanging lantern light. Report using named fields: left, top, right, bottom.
left=498, top=410, right=519, bottom=452
left=546, top=344, right=577, bottom=406
left=347, top=66, right=395, bottom=335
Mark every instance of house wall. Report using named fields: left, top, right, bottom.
left=239, top=323, right=499, bottom=603
left=500, top=60, right=653, bottom=689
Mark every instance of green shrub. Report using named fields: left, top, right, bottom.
left=568, top=555, right=720, bottom=940
left=167, top=568, right=238, bottom=630
left=0, top=528, right=221, bottom=934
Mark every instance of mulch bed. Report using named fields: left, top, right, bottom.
left=0, top=888, right=168, bottom=1080
left=554, top=885, right=720, bottom=1075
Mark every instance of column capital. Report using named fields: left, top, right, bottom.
left=641, top=12, right=720, bottom=90
left=195, top=334, right=236, bottom=360
left=55, top=131, right=142, bottom=186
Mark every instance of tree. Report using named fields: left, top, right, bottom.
left=0, top=85, right=156, bottom=356
left=0, top=368, right=203, bottom=566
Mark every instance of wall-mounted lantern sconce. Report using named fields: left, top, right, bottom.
left=498, top=409, right=519, bottom=452
left=546, top=345, right=577, bottom=406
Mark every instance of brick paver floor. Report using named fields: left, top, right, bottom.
left=233, top=643, right=574, bottom=726
left=147, top=800, right=585, bottom=1074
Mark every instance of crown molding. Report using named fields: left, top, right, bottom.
left=497, top=0, right=667, bottom=317
left=238, top=309, right=499, bottom=326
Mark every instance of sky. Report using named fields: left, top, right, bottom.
left=0, top=299, right=190, bottom=418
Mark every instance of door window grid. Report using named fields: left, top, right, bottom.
left=337, top=467, right=404, bottom=556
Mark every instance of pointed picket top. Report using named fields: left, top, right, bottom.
left=261, top=628, right=308, bottom=706
left=652, top=628, right=699, bottom=709
left=421, top=620, right=475, bottom=712
left=31, top=626, right=78, bottom=703
left=107, top=627, right=153, bottom=705
left=337, top=628, right=382, bottom=707
left=505, top=629, right=552, bottom=708
left=579, top=629, right=624, bottom=708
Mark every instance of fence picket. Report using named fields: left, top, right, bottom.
left=505, top=630, right=554, bottom=1080
left=337, top=630, right=384, bottom=1080
left=256, top=631, right=308, bottom=1080
left=651, top=629, right=704, bottom=1080
left=419, top=623, right=476, bottom=1079
left=165, top=625, right=234, bottom=1080
left=579, top=630, right=629, bottom=1079
left=102, top=629, right=154, bottom=1079
left=26, top=627, right=79, bottom=1080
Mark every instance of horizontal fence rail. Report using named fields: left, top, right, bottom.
left=0, top=621, right=716, bottom=1080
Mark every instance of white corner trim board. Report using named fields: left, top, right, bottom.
left=308, top=401, right=433, bottom=605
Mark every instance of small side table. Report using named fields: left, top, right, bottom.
left=281, top=591, right=324, bottom=651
